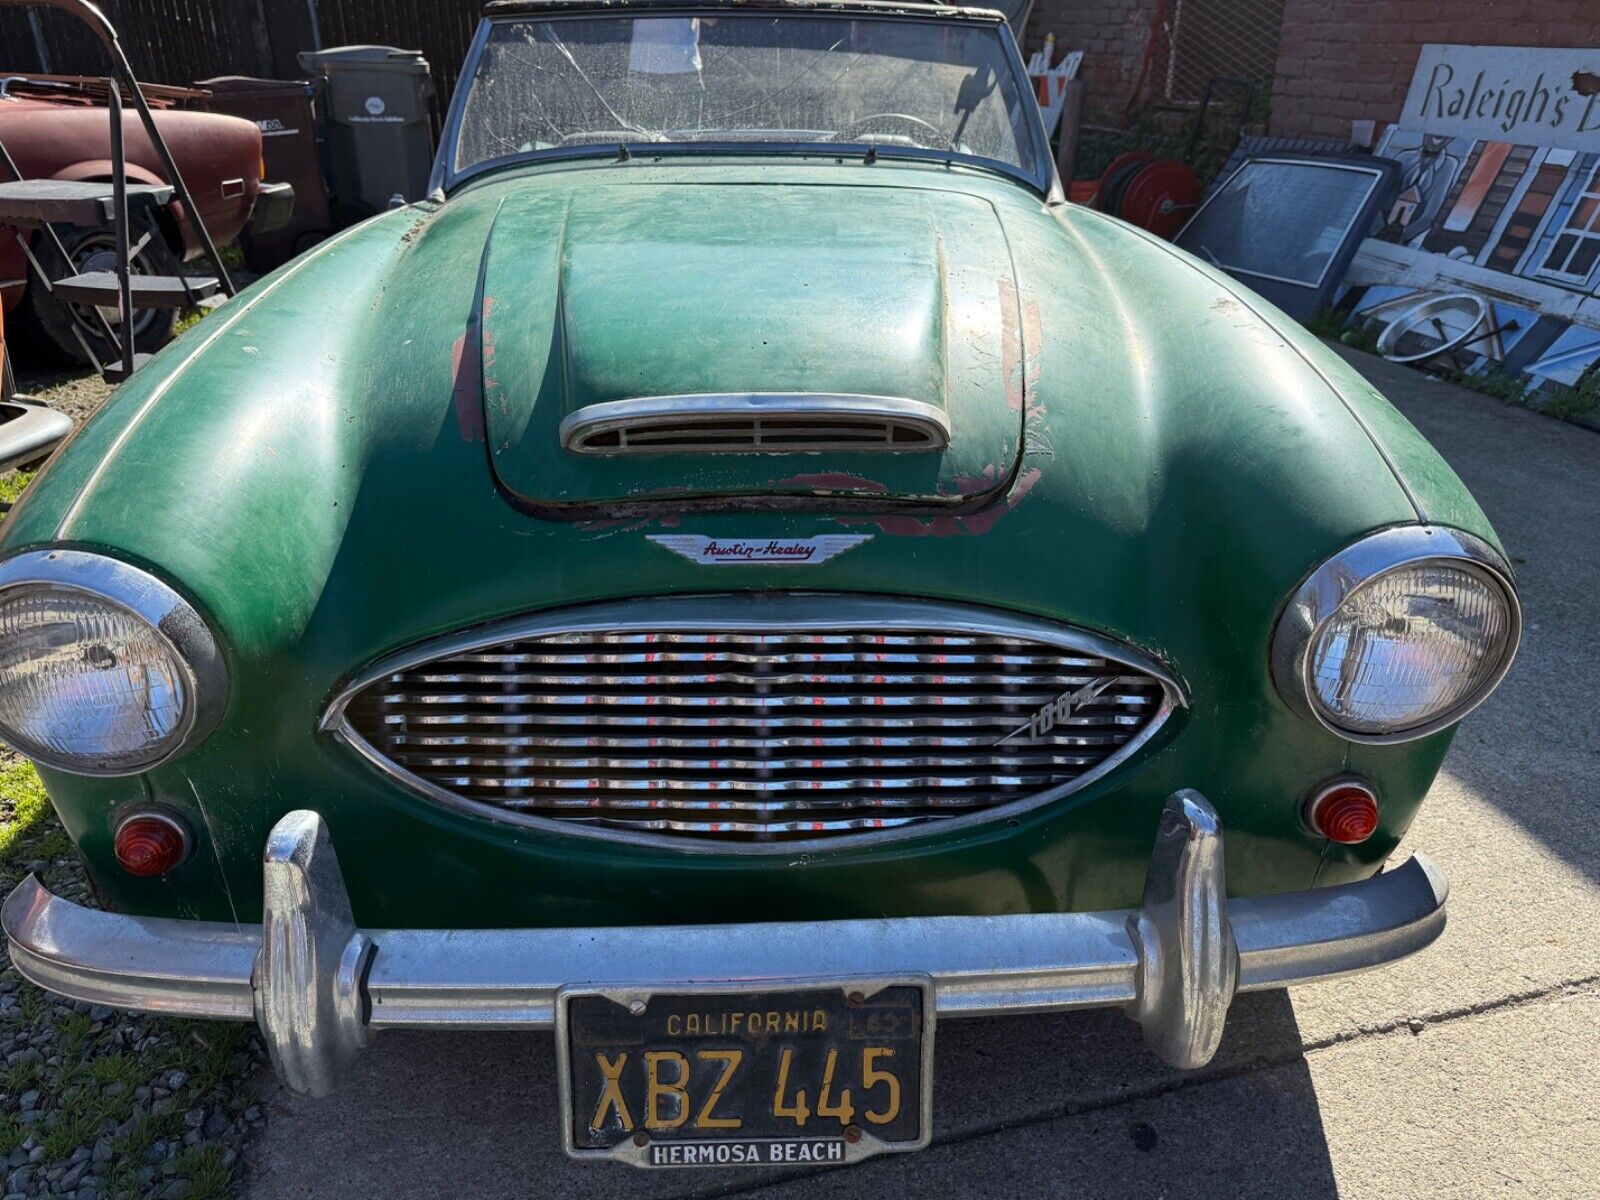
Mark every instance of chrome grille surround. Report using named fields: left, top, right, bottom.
left=558, top=394, right=950, bottom=455
left=323, top=595, right=1183, bottom=853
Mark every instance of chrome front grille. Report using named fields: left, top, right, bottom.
left=330, top=598, right=1179, bottom=848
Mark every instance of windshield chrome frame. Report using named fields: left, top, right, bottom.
left=428, top=8, right=1057, bottom=197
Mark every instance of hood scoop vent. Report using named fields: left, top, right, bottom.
left=477, top=181, right=1025, bottom=509
left=559, top=393, right=951, bottom=457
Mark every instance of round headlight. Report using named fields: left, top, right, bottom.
left=0, top=551, right=225, bottom=775
left=1272, top=528, right=1520, bottom=743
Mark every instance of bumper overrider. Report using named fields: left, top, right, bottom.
left=2, top=791, right=1447, bottom=1097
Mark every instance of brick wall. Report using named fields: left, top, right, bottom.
left=1023, top=0, right=1162, bottom=127
left=1271, top=0, right=1598, bottom=140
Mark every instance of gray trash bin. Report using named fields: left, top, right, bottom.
left=297, top=45, right=436, bottom=221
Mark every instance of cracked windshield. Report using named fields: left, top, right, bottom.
left=454, top=13, right=1038, bottom=176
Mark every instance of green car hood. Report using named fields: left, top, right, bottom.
left=0, top=158, right=1503, bottom=926
left=477, top=180, right=1025, bottom=509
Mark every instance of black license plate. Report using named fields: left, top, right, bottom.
left=557, top=979, right=933, bottom=1167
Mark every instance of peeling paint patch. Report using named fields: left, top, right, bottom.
left=450, top=330, right=485, bottom=442
left=574, top=510, right=681, bottom=535
left=845, top=467, right=1043, bottom=537
left=574, top=515, right=657, bottom=533
left=398, top=214, right=431, bottom=245
left=775, top=472, right=891, bottom=493
left=999, top=278, right=1025, bottom=414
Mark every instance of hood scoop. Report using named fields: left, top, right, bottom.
left=476, top=181, right=1026, bottom=511
left=559, top=393, right=951, bottom=456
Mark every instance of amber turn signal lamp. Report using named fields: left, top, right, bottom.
left=1305, top=781, right=1380, bottom=845
left=113, top=811, right=192, bottom=877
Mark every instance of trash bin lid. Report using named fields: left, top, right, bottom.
left=297, top=45, right=429, bottom=73
left=196, top=75, right=316, bottom=96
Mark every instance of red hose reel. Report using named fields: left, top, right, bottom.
left=1083, top=153, right=1202, bottom=240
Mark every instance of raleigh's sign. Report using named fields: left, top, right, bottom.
left=1400, top=44, right=1600, bottom=149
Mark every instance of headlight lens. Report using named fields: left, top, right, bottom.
left=0, top=552, right=225, bottom=775
left=1308, top=562, right=1514, bottom=734
left=1274, top=528, right=1520, bottom=743
left=0, top=587, right=192, bottom=770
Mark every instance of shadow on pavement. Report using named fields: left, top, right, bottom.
left=249, top=991, right=1337, bottom=1199
left=1342, top=347, right=1600, bottom=886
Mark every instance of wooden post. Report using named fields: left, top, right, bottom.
left=1055, top=79, right=1085, bottom=184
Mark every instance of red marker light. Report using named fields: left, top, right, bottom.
left=1306, top=782, right=1380, bottom=845
left=113, top=812, right=191, bottom=877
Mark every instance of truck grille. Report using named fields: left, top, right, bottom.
left=331, top=598, right=1179, bottom=848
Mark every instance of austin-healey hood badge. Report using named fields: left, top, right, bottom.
left=648, top=534, right=872, bottom=566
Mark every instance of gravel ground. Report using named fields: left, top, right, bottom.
left=0, top=754, right=268, bottom=1200
left=0, top=356, right=265, bottom=1199
left=10, top=366, right=113, bottom=429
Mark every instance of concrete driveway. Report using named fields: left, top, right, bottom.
left=247, top=348, right=1600, bottom=1200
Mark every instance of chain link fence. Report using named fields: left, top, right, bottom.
left=1160, top=0, right=1285, bottom=106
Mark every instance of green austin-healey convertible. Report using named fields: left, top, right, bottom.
left=0, top=0, right=1519, bottom=1168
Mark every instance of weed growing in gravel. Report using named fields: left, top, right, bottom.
left=1, top=763, right=269, bottom=1196
left=0, top=756, right=48, bottom=863
left=0, top=468, right=36, bottom=508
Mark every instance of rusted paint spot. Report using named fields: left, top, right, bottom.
left=450, top=331, right=485, bottom=442
left=574, top=515, right=656, bottom=532
left=1572, top=70, right=1600, bottom=97
left=999, top=278, right=1024, bottom=414
left=574, top=511, right=681, bottom=535
left=398, top=215, right=430, bottom=245
left=946, top=467, right=999, bottom=495
left=480, top=321, right=507, bottom=431
left=1020, top=291, right=1043, bottom=420
left=845, top=467, right=1043, bottom=538
left=775, top=472, right=891, bottom=493
left=1001, top=280, right=1045, bottom=424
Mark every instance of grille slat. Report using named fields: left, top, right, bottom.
left=397, top=669, right=1123, bottom=688
left=381, top=730, right=1129, bottom=748
left=342, top=613, right=1174, bottom=845
left=368, top=710, right=1150, bottom=731
left=372, top=690, right=1156, bottom=711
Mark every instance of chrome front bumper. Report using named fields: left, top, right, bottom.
left=2, top=791, right=1448, bottom=1097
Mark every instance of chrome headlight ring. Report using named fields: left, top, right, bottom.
left=1270, top=526, right=1521, bottom=744
left=0, top=549, right=227, bottom=775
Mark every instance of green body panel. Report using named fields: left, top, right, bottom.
left=479, top=181, right=1023, bottom=505
left=2, top=157, right=1493, bottom=928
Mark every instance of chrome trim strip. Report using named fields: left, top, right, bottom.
left=319, top=594, right=1185, bottom=855
left=0, top=549, right=228, bottom=776
left=3, top=875, right=259, bottom=1021
left=1269, top=526, right=1522, bottom=745
left=1, top=798, right=1451, bottom=1096
left=558, top=393, right=951, bottom=455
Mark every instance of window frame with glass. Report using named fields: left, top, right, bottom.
left=430, top=3, right=1057, bottom=198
